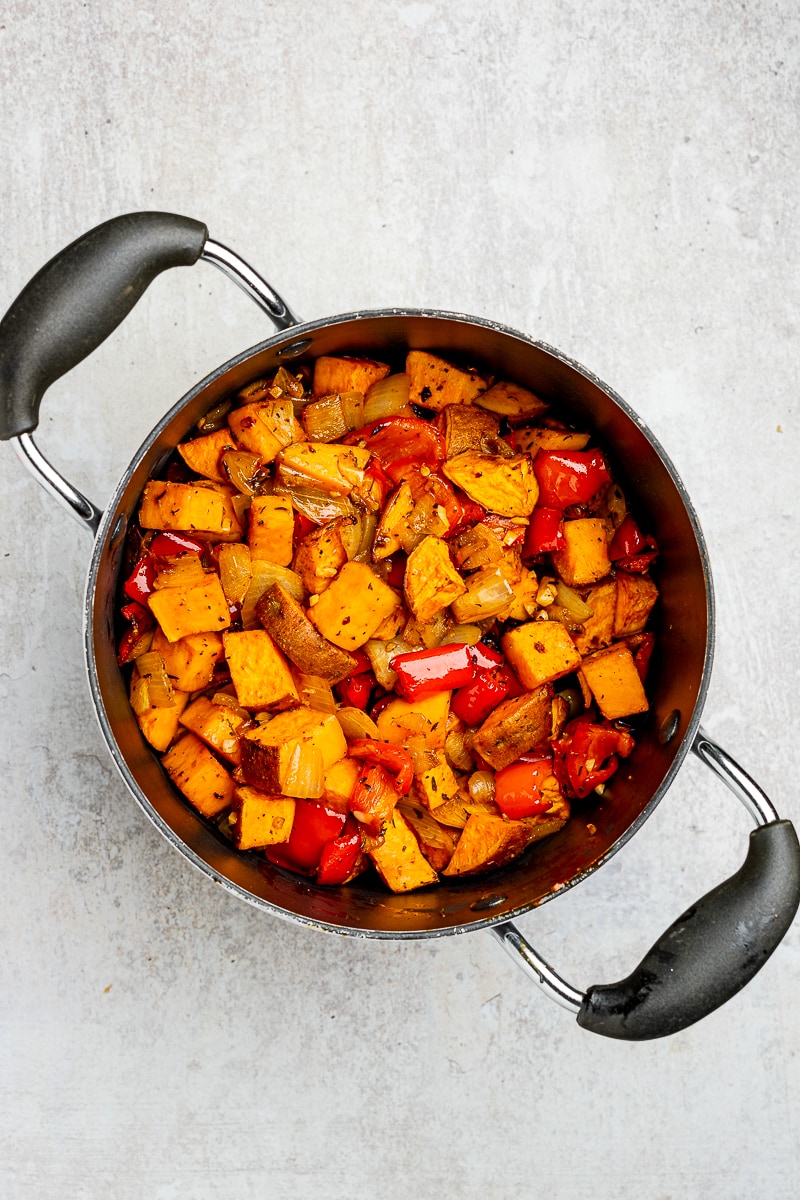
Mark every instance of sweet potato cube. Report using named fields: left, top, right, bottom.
left=574, top=581, right=617, bottom=655
left=514, top=426, right=590, bottom=454
left=240, top=709, right=347, bottom=797
left=312, top=355, right=390, bottom=397
left=580, top=644, right=649, bottom=720
left=162, top=733, right=236, bottom=818
left=502, top=620, right=582, bottom=688
left=614, top=573, right=659, bottom=637
left=368, top=809, right=438, bottom=892
left=404, top=535, right=466, bottom=623
left=228, top=398, right=299, bottom=461
left=256, top=582, right=358, bottom=682
left=231, top=787, right=295, bottom=850
left=474, top=380, right=548, bottom=420
left=405, top=351, right=487, bottom=411
left=139, top=481, right=244, bottom=541
left=292, top=520, right=348, bottom=594
left=470, top=687, right=552, bottom=771
left=443, top=813, right=541, bottom=876
left=133, top=683, right=189, bottom=752
left=150, top=628, right=224, bottom=691
left=309, top=562, right=399, bottom=649
left=248, top=495, right=294, bottom=566
left=177, top=427, right=237, bottom=484
left=551, top=518, right=611, bottom=586
left=223, top=630, right=298, bottom=710
left=148, top=575, right=231, bottom=642
left=440, top=405, right=500, bottom=457
left=321, top=757, right=361, bottom=812
left=442, top=451, right=538, bottom=518
left=277, top=442, right=370, bottom=495
left=179, top=695, right=247, bottom=764
left=414, top=750, right=460, bottom=810
left=376, top=691, right=451, bottom=750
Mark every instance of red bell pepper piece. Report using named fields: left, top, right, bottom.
left=293, top=511, right=317, bottom=542
left=552, top=717, right=635, bottom=800
left=494, top=756, right=555, bottom=819
left=346, top=416, right=446, bottom=479
left=450, top=642, right=524, bottom=726
left=317, top=817, right=362, bottom=885
left=533, top=450, right=611, bottom=509
left=629, top=632, right=656, bottom=681
left=335, top=671, right=376, bottom=710
left=390, top=643, right=476, bottom=702
left=609, top=515, right=658, bottom=573
left=117, top=601, right=156, bottom=665
left=524, top=506, right=565, bottom=556
left=149, top=530, right=207, bottom=557
left=347, top=739, right=415, bottom=795
left=348, top=649, right=373, bottom=675
left=385, top=553, right=407, bottom=588
left=265, top=799, right=346, bottom=873
left=348, top=762, right=401, bottom=834
left=123, top=555, right=157, bottom=604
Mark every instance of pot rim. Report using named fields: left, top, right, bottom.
left=83, top=305, right=715, bottom=939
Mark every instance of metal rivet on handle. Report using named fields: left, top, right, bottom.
left=471, top=894, right=508, bottom=912
left=277, top=338, right=312, bottom=359
left=659, top=709, right=681, bottom=745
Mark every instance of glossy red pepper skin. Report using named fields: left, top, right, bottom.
left=533, top=450, right=611, bottom=509
left=123, top=555, right=157, bottom=604
left=265, top=799, right=346, bottom=873
left=449, top=642, right=524, bottom=726
left=335, top=671, right=376, bottom=710
left=609, top=515, right=658, bottom=573
left=117, top=601, right=156, bottom=665
left=348, top=762, right=401, bottom=833
left=524, top=506, right=565, bottom=556
left=348, top=649, right=373, bottom=675
left=552, top=717, right=635, bottom=800
left=346, top=416, right=446, bottom=478
left=385, top=553, right=407, bottom=589
left=149, top=530, right=207, bottom=557
left=293, top=511, right=317, bottom=542
left=494, top=756, right=554, bottom=819
left=316, top=817, right=362, bottom=885
left=390, top=643, right=476, bottom=702
left=348, top=740, right=415, bottom=795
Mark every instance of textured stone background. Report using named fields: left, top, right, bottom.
left=1, top=2, right=798, bottom=1197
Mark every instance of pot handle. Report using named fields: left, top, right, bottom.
left=0, top=212, right=299, bottom=531
left=491, top=726, right=800, bottom=1040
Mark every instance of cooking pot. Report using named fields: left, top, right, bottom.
left=2, top=212, right=798, bottom=1041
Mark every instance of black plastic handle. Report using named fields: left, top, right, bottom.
left=0, top=212, right=208, bottom=440
left=577, top=819, right=800, bottom=1039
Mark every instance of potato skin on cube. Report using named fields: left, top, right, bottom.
left=442, top=451, right=538, bottom=518
left=232, top=787, right=295, bottom=850
left=312, top=355, right=390, bottom=397
left=309, top=562, right=400, bottom=649
left=502, top=621, right=582, bottom=688
left=162, top=733, right=236, bottom=818
left=223, top=630, right=299, bottom=710
left=579, top=644, right=649, bottom=719
left=404, top=535, right=466, bottom=623
left=439, top=404, right=500, bottom=457
left=240, top=709, right=347, bottom=798
left=147, top=576, right=232, bottom=643
left=256, top=581, right=358, bottom=683
left=139, top=481, right=244, bottom=541
left=367, top=809, right=439, bottom=893
left=551, top=518, right=611, bottom=586
left=443, top=813, right=541, bottom=876
left=470, top=687, right=553, bottom=771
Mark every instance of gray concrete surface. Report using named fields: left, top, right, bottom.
left=1, top=2, right=799, bottom=1197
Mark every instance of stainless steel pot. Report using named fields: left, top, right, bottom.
left=2, top=212, right=798, bottom=1040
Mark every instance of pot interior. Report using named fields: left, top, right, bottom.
left=88, top=312, right=712, bottom=937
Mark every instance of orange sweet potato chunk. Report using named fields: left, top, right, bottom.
left=312, top=355, right=390, bottom=397
left=502, top=621, right=582, bottom=688
left=223, top=630, right=299, bottom=710
left=580, top=644, right=649, bottom=719
left=162, top=733, right=235, bottom=818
